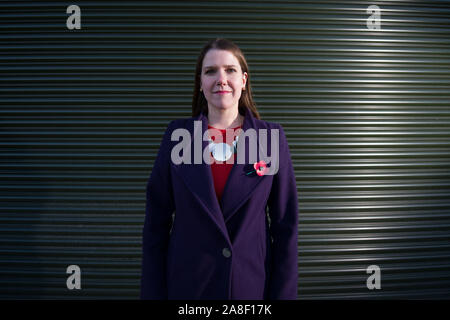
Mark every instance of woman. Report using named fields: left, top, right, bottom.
left=141, top=38, right=298, bottom=300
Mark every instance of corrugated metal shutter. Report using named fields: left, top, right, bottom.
left=1, top=0, right=449, bottom=299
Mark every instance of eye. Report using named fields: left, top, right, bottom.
left=227, top=68, right=236, bottom=72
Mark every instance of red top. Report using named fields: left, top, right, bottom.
left=208, top=124, right=242, bottom=203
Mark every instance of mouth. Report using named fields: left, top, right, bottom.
left=215, top=91, right=231, bottom=94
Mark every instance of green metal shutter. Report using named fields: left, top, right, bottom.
left=1, top=1, right=449, bottom=299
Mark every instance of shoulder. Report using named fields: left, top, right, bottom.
left=254, top=118, right=287, bottom=144
left=254, top=118, right=282, bottom=131
left=165, top=115, right=286, bottom=136
left=158, top=117, right=194, bottom=138
left=255, top=118, right=291, bottom=155
left=166, top=116, right=196, bottom=130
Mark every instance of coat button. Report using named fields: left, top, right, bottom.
left=222, top=248, right=231, bottom=258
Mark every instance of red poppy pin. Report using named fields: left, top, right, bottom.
left=246, top=160, right=268, bottom=176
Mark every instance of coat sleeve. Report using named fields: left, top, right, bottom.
left=266, top=124, right=299, bottom=300
left=140, top=120, right=176, bottom=300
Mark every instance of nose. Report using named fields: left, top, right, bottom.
left=216, top=69, right=228, bottom=86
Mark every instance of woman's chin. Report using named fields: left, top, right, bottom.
left=210, top=104, right=237, bottom=111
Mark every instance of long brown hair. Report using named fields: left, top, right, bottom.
left=192, top=38, right=261, bottom=120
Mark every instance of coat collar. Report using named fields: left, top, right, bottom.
left=171, top=108, right=269, bottom=243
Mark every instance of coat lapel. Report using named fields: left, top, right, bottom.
left=220, top=110, right=269, bottom=223
left=171, top=108, right=269, bottom=241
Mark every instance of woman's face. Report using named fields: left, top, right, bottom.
left=200, top=49, right=247, bottom=113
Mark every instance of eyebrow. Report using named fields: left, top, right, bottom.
left=203, top=64, right=238, bottom=70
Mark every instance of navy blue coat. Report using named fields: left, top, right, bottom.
left=140, top=108, right=298, bottom=300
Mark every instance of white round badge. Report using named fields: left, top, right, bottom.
left=211, top=142, right=233, bottom=162
left=208, top=136, right=239, bottom=162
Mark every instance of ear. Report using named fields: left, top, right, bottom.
left=243, top=72, right=248, bottom=88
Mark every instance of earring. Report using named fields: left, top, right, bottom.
left=200, top=88, right=203, bottom=92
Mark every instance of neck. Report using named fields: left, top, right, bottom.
left=207, top=106, right=243, bottom=129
